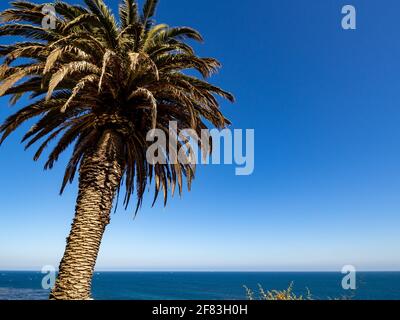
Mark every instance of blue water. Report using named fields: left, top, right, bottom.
left=0, top=271, right=399, bottom=300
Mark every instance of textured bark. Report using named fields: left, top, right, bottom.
left=50, top=131, right=124, bottom=300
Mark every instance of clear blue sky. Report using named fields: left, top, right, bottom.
left=1, top=0, right=400, bottom=271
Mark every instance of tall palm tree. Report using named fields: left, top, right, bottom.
left=0, top=0, right=233, bottom=300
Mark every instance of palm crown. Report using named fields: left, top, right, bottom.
left=0, top=0, right=234, bottom=211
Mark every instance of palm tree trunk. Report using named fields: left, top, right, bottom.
left=50, top=131, right=124, bottom=300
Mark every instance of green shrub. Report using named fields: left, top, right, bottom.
left=244, top=282, right=313, bottom=300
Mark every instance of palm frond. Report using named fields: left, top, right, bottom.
left=119, top=0, right=139, bottom=28
left=0, top=0, right=234, bottom=212
left=142, top=0, right=159, bottom=23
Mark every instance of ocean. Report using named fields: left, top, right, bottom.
left=0, top=271, right=399, bottom=300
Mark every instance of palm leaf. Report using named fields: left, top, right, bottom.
left=0, top=0, right=234, bottom=212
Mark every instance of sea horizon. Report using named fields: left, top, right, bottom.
left=1, top=269, right=400, bottom=273
left=1, top=271, right=399, bottom=300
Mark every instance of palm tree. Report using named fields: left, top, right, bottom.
left=0, top=0, right=233, bottom=300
